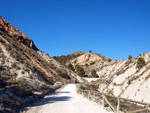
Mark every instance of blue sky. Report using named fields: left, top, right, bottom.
left=1, top=0, right=150, bottom=59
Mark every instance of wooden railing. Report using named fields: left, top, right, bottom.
left=77, top=88, right=150, bottom=113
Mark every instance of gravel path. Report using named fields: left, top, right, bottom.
left=25, top=84, right=113, bottom=113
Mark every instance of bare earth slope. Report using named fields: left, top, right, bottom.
left=25, top=84, right=112, bottom=113
left=0, top=17, right=83, bottom=112
left=69, top=52, right=150, bottom=103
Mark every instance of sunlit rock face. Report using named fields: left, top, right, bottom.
left=0, top=16, right=38, bottom=50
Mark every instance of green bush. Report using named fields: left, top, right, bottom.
left=106, top=96, right=117, bottom=105
left=89, top=50, right=92, bottom=53
left=106, top=88, right=114, bottom=95
left=108, top=58, right=112, bottom=62
left=68, top=63, right=74, bottom=70
left=53, top=52, right=84, bottom=65
left=85, top=63, right=88, bottom=67
left=91, top=70, right=99, bottom=77
left=56, top=69, right=70, bottom=79
left=88, top=84, right=99, bottom=90
left=76, top=65, right=85, bottom=77
left=136, top=57, right=146, bottom=69
left=90, top=62, right=95, bottom=65
left=128, top=55, right=132, bottom=60
left=80, top=85, right=85, bottom=90
left=120, top=104, right=129, bottom=109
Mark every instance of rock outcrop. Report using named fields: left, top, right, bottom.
left=0, top=16, right=38, bottom=50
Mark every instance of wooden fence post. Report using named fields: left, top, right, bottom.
left=93, top=92, right=95, bottom=101
left=102, top=95, right=105, bottom=108
left=88, top=92, right=89, bottom=99
left=117, top=98, right=120, bottom=113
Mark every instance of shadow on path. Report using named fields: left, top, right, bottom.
left=29, top=91, right=72, bottom=108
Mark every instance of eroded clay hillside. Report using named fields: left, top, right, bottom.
left=69, top=52, right=150, bottom=103
left=0, top=17, right=83, bottom=113
left=68, top=52, right=111, bottom=75
left=97, top=53, right=150, bottom=103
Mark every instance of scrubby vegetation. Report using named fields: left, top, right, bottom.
left=91, top=70, right=99, bottom=78
left=0, top=28, right=65, bottom=112
left=56, top=69, right=70, bottom=79
left=53, top=51, right=84, bottom=65
left=136, top=57, right=146, bottom=69
left=106, top=88, right=114, bottom=95
left=87, top=84, right=99, bottom=90
left=80, top=85, right=85, bottom=90
left=85, top=63, right=88, bottom=67
left=76, top=65, right=85, bottom=77
left=67, top=63, right=74, bottom=71
left=90, top=62, right=95, bottom=65
left=89, top=50, right=92, bottom=53
left=79, top=84, right=99, bottom=91
left=128, top=55, right=132, bottom=60
left=108, top=58, right=112, bottom=62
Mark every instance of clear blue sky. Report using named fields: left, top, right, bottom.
left=1, top=0, right=150, bottom=59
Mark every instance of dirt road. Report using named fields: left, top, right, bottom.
left=25, top=84, right=112, bottom=113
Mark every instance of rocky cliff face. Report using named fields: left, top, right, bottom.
left=0, top=17, right=38, bottom=50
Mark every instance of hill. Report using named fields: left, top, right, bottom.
left=0, top=17, right=83, bottom=113
left=53, top=51, right=85, bottom=64
left=68, top=51, right=150, bottom=103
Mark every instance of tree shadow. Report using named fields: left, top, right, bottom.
left=29, top=91, right=72, bottom=108
left=31, top=96, right=72, bottom=107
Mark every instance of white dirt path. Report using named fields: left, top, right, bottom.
left=25, top=84, right=113, bottom=113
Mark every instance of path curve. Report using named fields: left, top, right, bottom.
left=25, top=84, right=113, bottom=113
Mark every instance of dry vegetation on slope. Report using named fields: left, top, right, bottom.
left=0, top=29, right=64, bottom=113
left=68, top=51, right=150, bottom=104
left=0, top=17, right=83, bottom=113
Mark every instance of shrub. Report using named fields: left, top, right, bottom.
left=68, top=63, right=74, bottom=70
left=76, top=65, right=85, bottom=77
left=91, top=70, right=99, bottom=77
left=106, top=88, right=114, bottom=95
left=56, top=69, right=70, bottom=79
left=16, top=78, right=25, bottom=84
left=89, top=50, right=92, bottom=53
left=74, top=60, right=77, bottom=63
left=128, top=55, right=132, bottom=60
left=80, top=85, right=85, bottom=90
left=90, top=62, right=95, bottom=65
left=120, top=104, right=129, bottom=109
left=108, top=58, right=112, bottom=62
left=136, top=57, right=146, bottom=69
left=19, top=87, right=33, bottom=97
left=53, top=52, right=84, bottom=65
left=106, top=96, right=117, bottom=105
left=85, top=63, right=88, bottom=67
left=88, top=84, right=99, bottom=90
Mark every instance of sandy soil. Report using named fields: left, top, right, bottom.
left=25, top=84, right=112, bottom=113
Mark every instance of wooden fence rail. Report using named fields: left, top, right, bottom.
left=77, top=88, right=150, bottom=113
